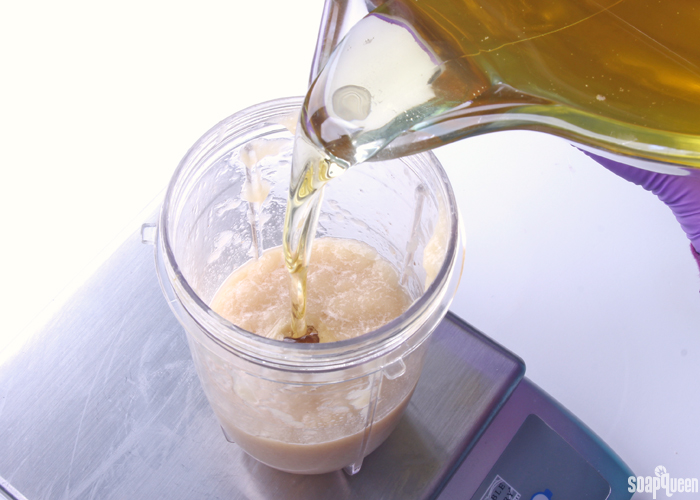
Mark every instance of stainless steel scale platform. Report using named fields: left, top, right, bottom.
left=0, top=221, right=633, bottom=500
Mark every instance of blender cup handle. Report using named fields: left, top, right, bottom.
left=309, top=0, right=384, bottom=85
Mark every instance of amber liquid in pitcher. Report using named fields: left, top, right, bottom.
left=300, top=0, right=700, bottom=169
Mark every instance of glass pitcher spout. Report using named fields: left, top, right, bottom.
left=306, top=0, right=700, bottom=176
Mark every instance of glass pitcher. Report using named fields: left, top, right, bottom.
left=306, top=0, right=700, bottom=175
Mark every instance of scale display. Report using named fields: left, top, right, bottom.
left=470, top=415, right=610, bottom=500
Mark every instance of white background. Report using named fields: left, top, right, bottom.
left=1, top=0, right=699, bottom=495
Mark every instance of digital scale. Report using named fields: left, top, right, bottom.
left=0, top=219, right=634, bottom=500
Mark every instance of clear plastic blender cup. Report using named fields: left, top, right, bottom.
left=154, top=97, right=464, bottom=475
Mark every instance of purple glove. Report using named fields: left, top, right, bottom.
left=583, top=151, right=700, bottom=263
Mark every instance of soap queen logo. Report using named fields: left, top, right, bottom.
left=628, top=466, right=698, bottom=499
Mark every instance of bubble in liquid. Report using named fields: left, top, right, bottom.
left=332, top=85, right=372, bottom=121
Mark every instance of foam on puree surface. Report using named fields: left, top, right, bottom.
left=210, top=237, right=412, bottom=342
